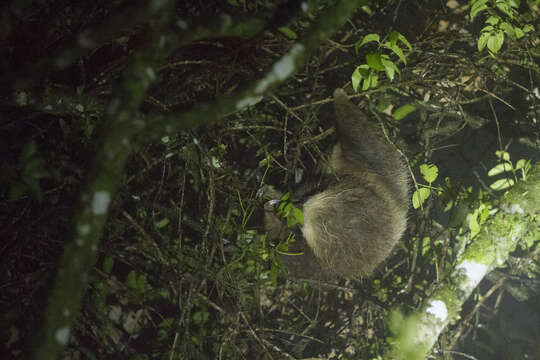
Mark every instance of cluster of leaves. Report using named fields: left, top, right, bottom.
left=487, top=150, right=532, bottom=190
left=471, top=0, right=535, bottom=55
left=269, top=191, right=307, bottom=256
left=412, top=163, right=440, bottom=210
left=413, top=150, right=532, bottom=240
left=351, top=30, right=412, bottom=91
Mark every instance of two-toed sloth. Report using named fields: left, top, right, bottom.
left=264, top=89, right=409, bottom=279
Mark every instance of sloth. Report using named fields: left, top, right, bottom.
left=264, top=89, right=409, bottom=279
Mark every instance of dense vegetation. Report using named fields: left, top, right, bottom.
left=1, top=1, right=539, bottom=359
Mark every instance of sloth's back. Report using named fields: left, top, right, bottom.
left=301, top=89, right=409, bottom=278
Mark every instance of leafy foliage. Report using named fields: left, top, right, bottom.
left=412, top=163, right=439, bottom=210
left=488, top=150, right=532, bottom=190
left=1, top=0, right=539, bottom=360
left=471, top=0, right=535, bottom=55
left=352, top=30, right=411, bottom=91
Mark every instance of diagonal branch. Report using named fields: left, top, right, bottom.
left=387, top=163, right=540, bottom=359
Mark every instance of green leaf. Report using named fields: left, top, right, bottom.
left=470, top=0, right=489, bottom=20
left=485, top=16, right=500, bottom=26
left=355, top=33, right=380, bottom=53
left=293, top=207, right=304, bottom=225
left=372, top=73, right=379, bottom=88
left=479, top=205, right=490, bottom=224
left=393, top=104, right=416, bottom=120
left=278, top=26, right=297, bottom=39
left=387, top=43, right=407, bottom=64
left=478, top=32, right=490, bottom=51
left=487, top=31, right=504, bottom=53
left=382, top=63, right=395, bottom=81
left=282, top=202, right=292, bottom=216
left=136, top=274, right=148, bottom=292
left=366, top=53, right=385, bottom=71
left=159, top=317, right=174, bottom=330
left=515, top=159, right=526, bottom=170
left=155, top=217, right=170, bottom=229
left=390, top=30, right=412, bottom=51
left=421, top=236, right=432, bottom=256
left=127, top=270, right=138, bottom=289
left=286, top=205, right=299, bottom=227
left=159, top=289, right=170, bottom=300
left=363, top=72, right=378, bottom=90
left=360, top=5, right=373, bottom=15
left=495, top=2, right=514, bottom=18
left=487, top=162, right=513, bottom=176
left=381, top=57, right=399, bottom=81
left=522, top=24, right=534, bottom=33
left=352, top=65, right=369, bottom=92
left=468, top=211, right=480, bottom=238
left=495, top=150, right=511, bottom=162
left=193, top=311, right=209, bottom=324
left=352, top=68, right=362, bottom=92
left=103, top=256, right=114, bottom=274
left=420, top=163, right=438, bottom=183
left=412, top=188, right=431, bottom=209
left=490, top=178, right=515, bottom=190
left=514, top=26, right=524, bottom=39
left=500, top=22, right=515, bottom=37
left=481, top=25, right=495, bottom=33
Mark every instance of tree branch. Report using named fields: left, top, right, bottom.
left=387, top=163, right=540, bottom=359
